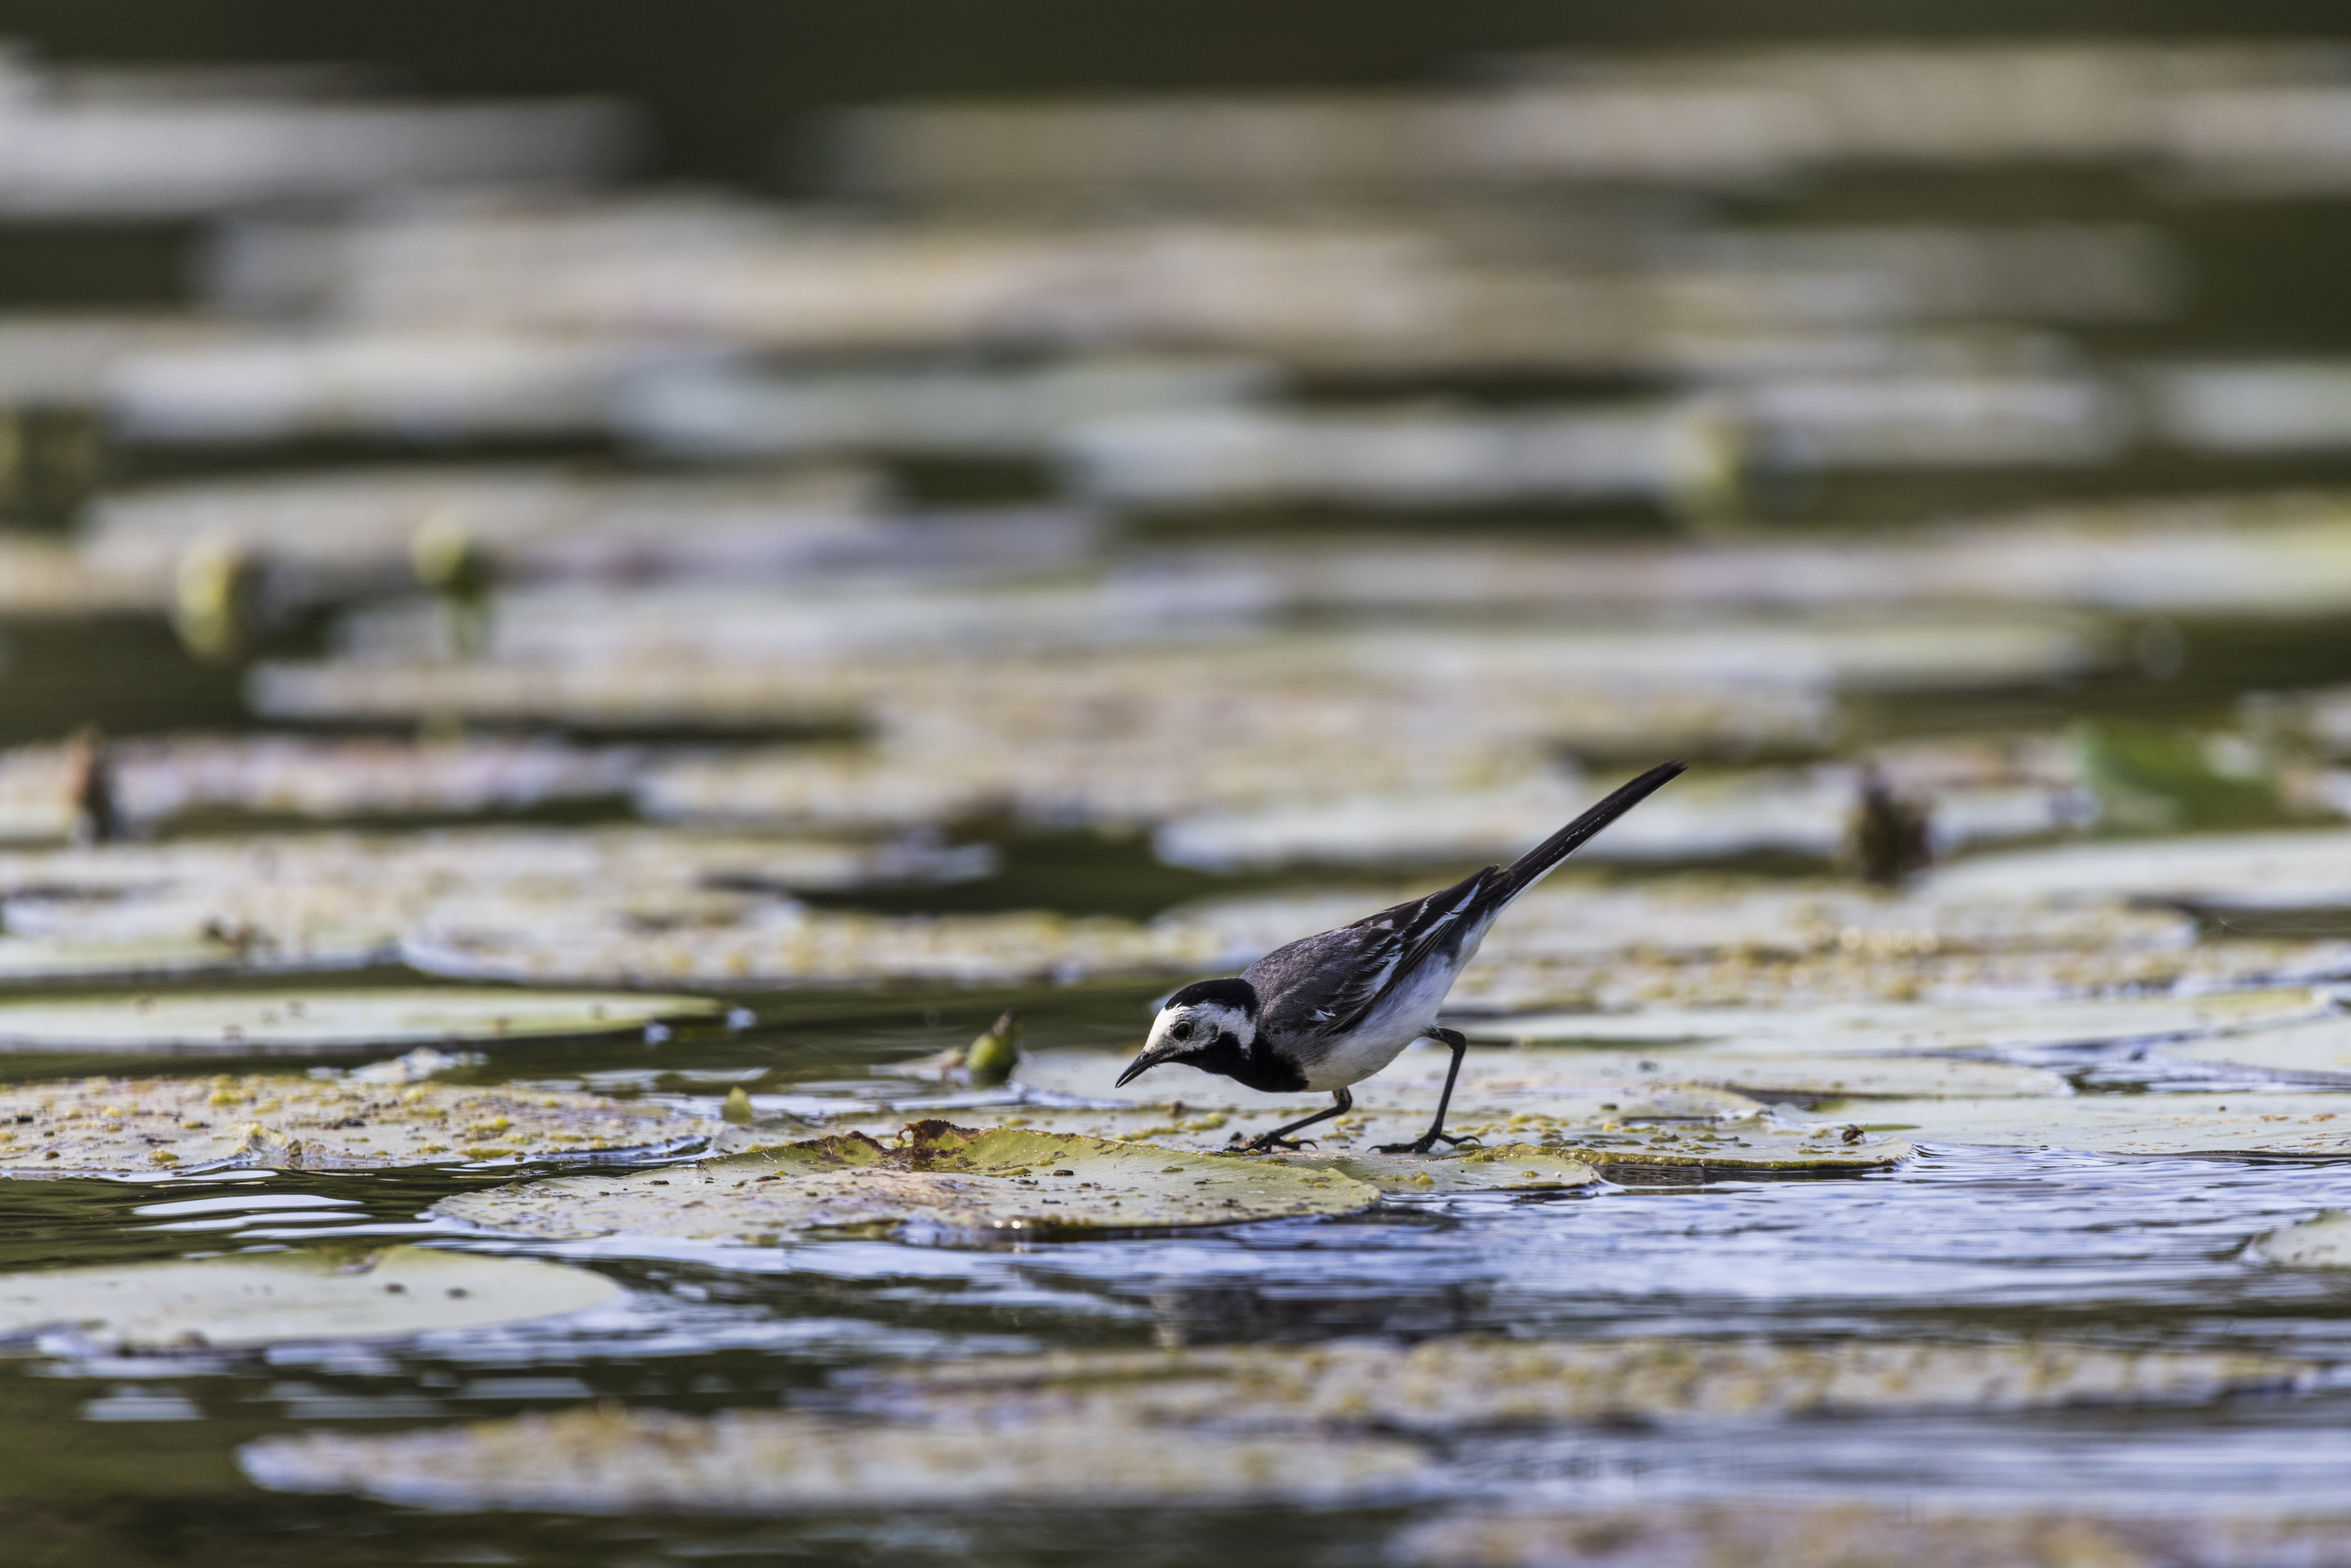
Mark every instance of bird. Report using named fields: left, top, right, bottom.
left=1115, top=761, right=1685, bottom=1155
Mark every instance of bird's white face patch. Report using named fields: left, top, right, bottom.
left=1146, top=1000, right=1256, bottom=1057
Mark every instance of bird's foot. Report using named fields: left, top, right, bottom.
left=1376, top=1130, right=1481, bottom=1156
left=1240, top=1133, right=1319, bottom=1153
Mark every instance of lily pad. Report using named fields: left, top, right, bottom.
left=1454, top=991, right=2331, bottom=1055
left=2246, top=1211, right=2351, bottom=1267
left=846, top=1336, right=2309, bottom=1431
left=0, top=1075, right=703, bottom=1176
left=1400, top=1503, right=2351, bottom=1568
left=240, top=1404, right=1426, bottom=1512
left=1012, top=1045, right=1763, bottom=1115
left=1800, top=1093, right=2351, bottom=1156
left=1932, top=827, right=2351, bottom=913
left=0, top=1246, right=618, bottom=1352
left=1266, top=1145, right=1601, bottom=1194
left=2157, top=1018, right=2351, bottom=1081
left=1451, top=1049, right=2067, bottom=1100
left=0, top=988, right=719, bottom=1054
left=431, top=1120, right=1382, bottom=1242
left=853, top=1104, right=1910, bottom=1176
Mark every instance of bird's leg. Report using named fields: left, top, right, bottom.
left=1242, top=1088, right=1351, bottom=1153
left=1378, top=1028, right=1482, bottom=1155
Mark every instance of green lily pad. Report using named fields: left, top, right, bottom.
left=1456, top=992, right=2329, bottom=1055
left=2245, top=1211, right=2351, bottom=1267
left=0, top=987, right=719, bottom=1054
left=1400, top=1502, right=2351, bottom=1568
left=0, top=1074, right=704, bottom=1176
left=848, top=1336, right=2309, bottom=1431
left=1799, top=1093, right=2351, bottom=1156
left=847, top=1104, right=1909, bottom=1176
left=431, top=1120, right=1382, bottom=1242
left=240, top=1404, right=1426, bottom=1512
left=1266, top=1144, right=1601, bottom=1193
left=0, top=1246, right=618, bottom=1352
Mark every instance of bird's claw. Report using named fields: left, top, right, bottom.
left=1242, top=1134, right=1318, bottom=1153
left=1376, top=1131, right=1481, bottom=1156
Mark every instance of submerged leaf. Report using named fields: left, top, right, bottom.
left=0, top=1246, right=617, bottom=1352
left=431, top=1120, right=1382, bottom=1242
left=1266, top=1145, right=1601, bottom=1193
left=0, top=987, right=718, bottom=1053
left=0, top=1074, right=702, bottom=1177
left=241, top=1404, right=1426, bottom=1512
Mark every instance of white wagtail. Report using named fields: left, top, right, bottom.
left=1116, top=761, right=1685, bottom=1154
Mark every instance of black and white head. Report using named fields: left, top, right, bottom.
left=1116, top=977, right=1260, bottom=1087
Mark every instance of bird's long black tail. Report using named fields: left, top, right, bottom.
left=1489, top=761, right=1686, bottom=905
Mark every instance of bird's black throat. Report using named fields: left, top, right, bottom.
left=1184, top=1031, right=1309, bottom=1094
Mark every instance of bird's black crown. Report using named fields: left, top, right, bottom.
left=1161, top=976, right=1259, bottom=1017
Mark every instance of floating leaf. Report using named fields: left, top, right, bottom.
left=1800, top=1093, right=2351, bottom=1156
left=1266, top=1145, right=1600, bottom=1194
left=2245, top=1211, right=2351, bottom=1267
left=431, top=1121, right=1381, bottom=1242
left=847, top=1336, right=2309, bottom=1432
left=1933, top=826, right=2351, bottom=914
left=0, top=1074, right=703, bottom=1176
left=241, top=1404, right=1426, bottom=1512
left=0, top=1246, right=617, bottom=1352
left=0, top=987, right=718, bottom=1054
left=1455, top=991, right=2328, bottom=1056
left=1012, top=1045, right=1759, bottom=1115
left=1400, top=1502, right=2351, bottom=1568
left=849, top=1104, right=1908, bottom=1176
left=2158, top=1018, right=2351, bottom=1081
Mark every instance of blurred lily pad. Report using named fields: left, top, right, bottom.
left=431, top=1120, right=1381, bottom=1242
left=0, top=987, right=718, bottom=1053
left=846, top=1336, right=2309, bottom=1431
left=2245, top=1211, right=2351, bottom=1267
left=0, top=1245, right=617, bottom=1352
left=1455, top=991, right=2330, bottom=1055
left=0, top=1075, right=703, bottom=1176
left=241, top=1404, right=1427, bottom=1512
left=1800, top=1093, right=2351, bottom=1155
left=1933, top=826, right=2351, bottom=915
left=2164, top=1018, right=2351, bottom=1080
left=1400, top=1502, right=2351, bottom=1568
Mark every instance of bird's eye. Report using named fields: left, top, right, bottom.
left=1170, top=1021, right=1195, bottom=1042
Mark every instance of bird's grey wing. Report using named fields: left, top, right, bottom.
left=1325, top=867, right=1498, bottom=1035
left=1247, top=870, right=1493, bottom=1045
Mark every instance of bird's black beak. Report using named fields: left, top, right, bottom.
left=1115, top=1045, right=1183, bottom=1089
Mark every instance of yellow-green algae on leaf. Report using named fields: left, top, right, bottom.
left=1398, top=1502, right=2351, bottom=1568
left=850, top=1103, right=1911, bottom=1176
left=430, top=1120, right=1382, bottom=1242
left=0, top=987, right=719, bottom=1053
left=240, top=1403, right=1428, bottom=1512
left=846, top=1337, right=2310, bottom=1431
left=0, top=1075, right=704, bottom=1176
left=0, top=1246, right=617, bottom=1352
left=2245, top=1211, right=2351, bottom=1267
left=1800, top=1093, right=2351, bottom=1156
